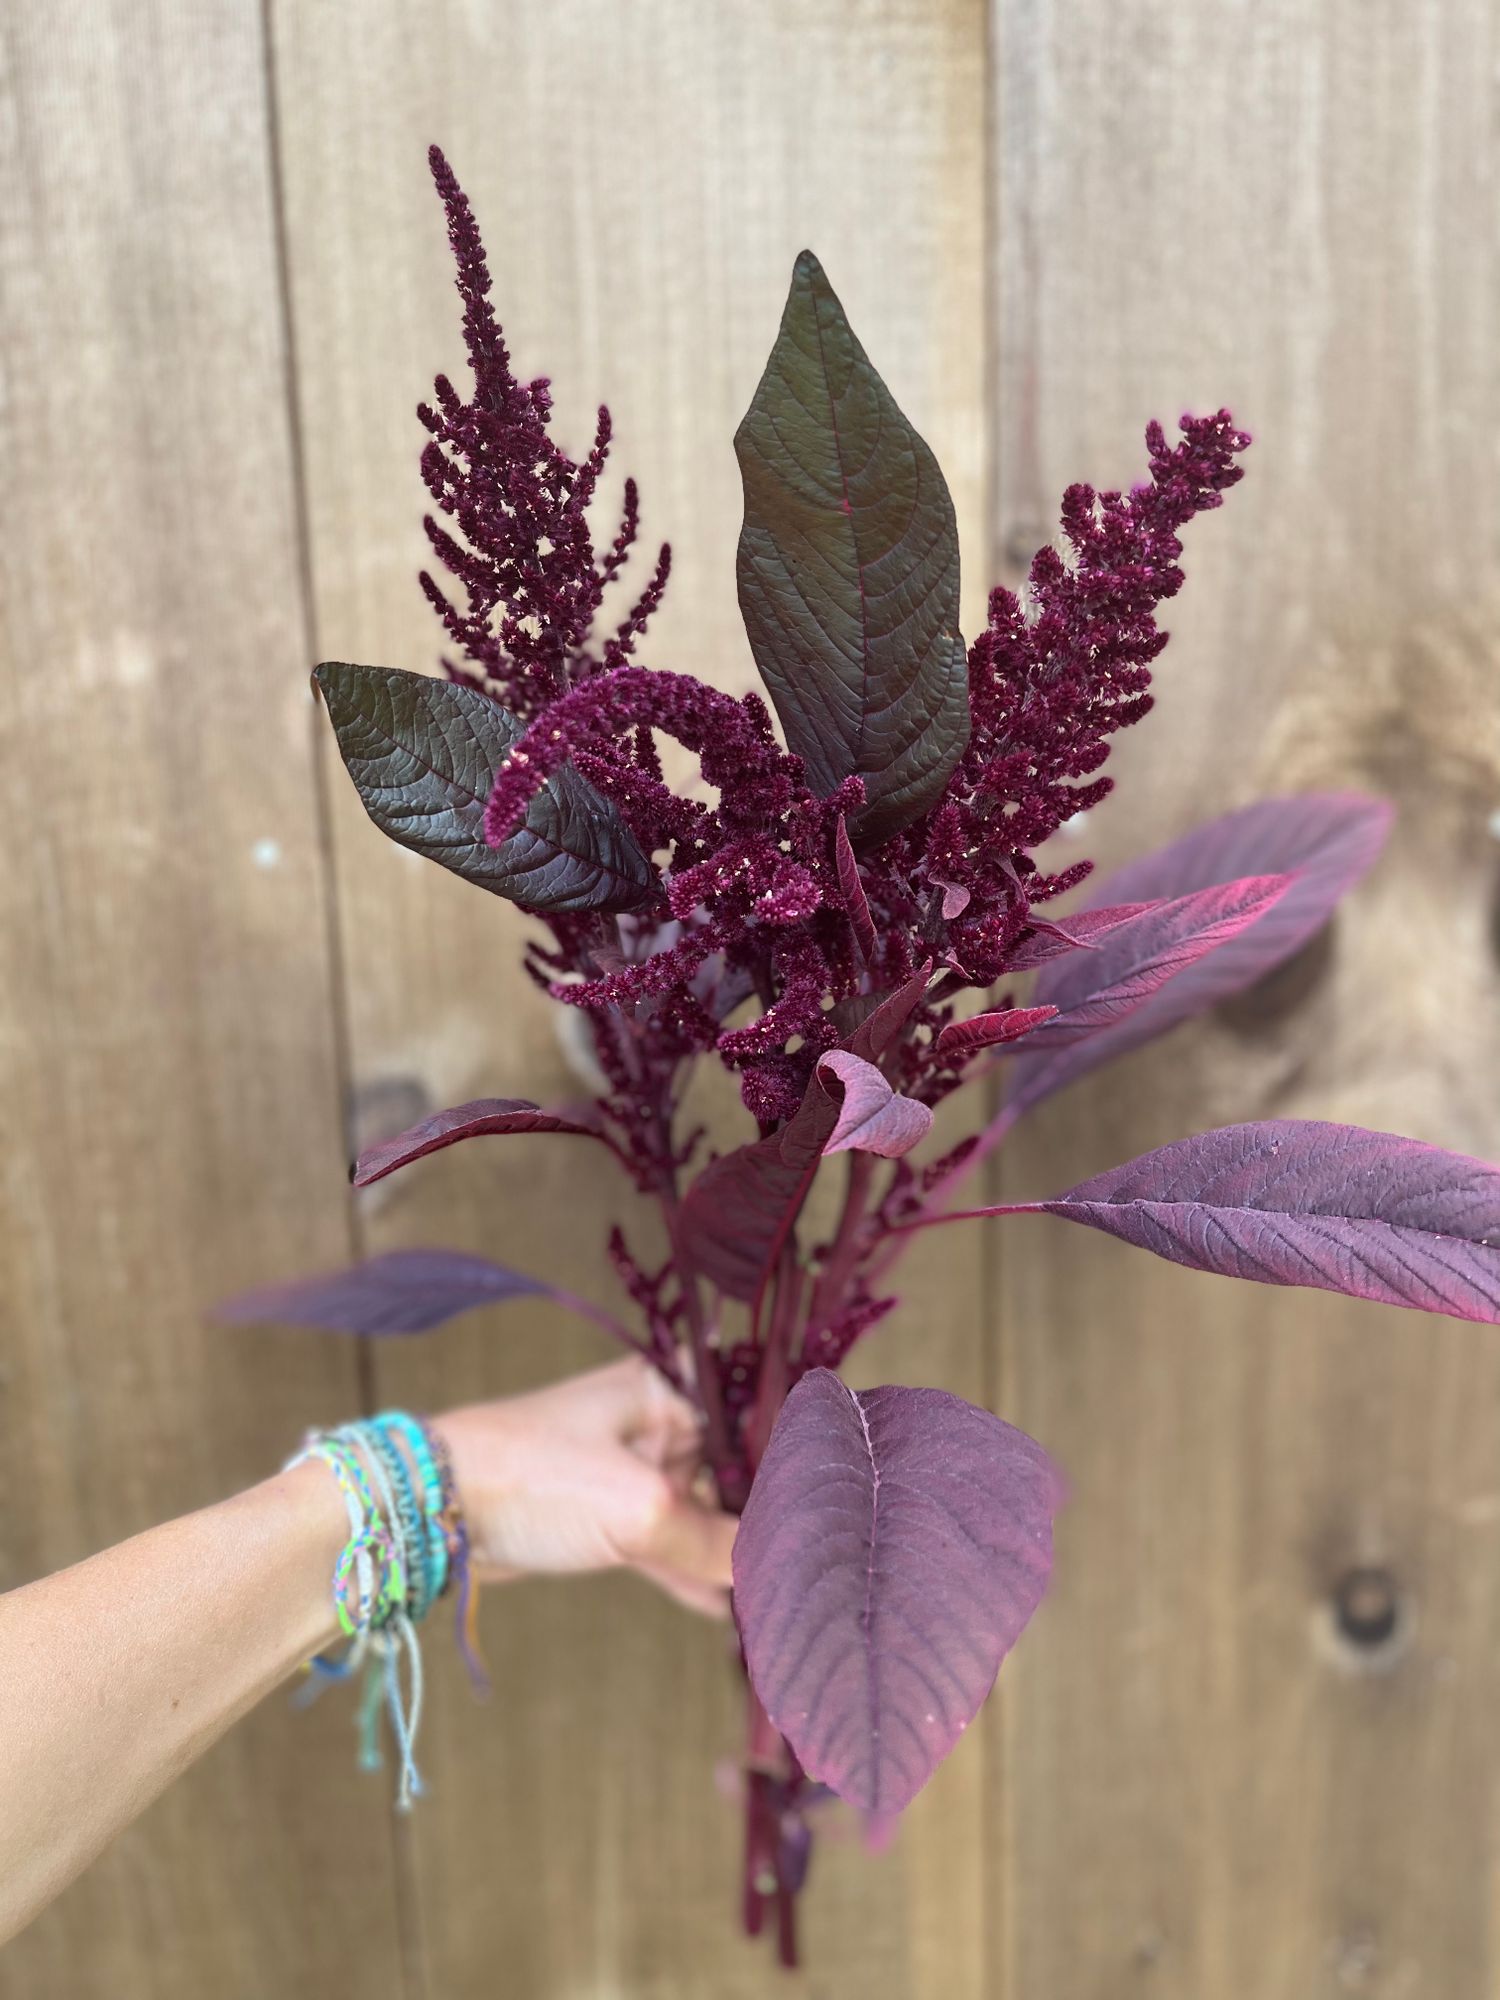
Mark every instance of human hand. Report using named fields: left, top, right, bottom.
left=430, top=1358, right=737, bottom=1617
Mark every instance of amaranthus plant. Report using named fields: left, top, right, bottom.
left=235, top=150, right=1500, bottom=1966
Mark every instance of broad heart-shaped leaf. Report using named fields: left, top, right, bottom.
left=1007, top=792, right=1392, bottom=1113
left=734, top=1370, right=1060, bottom=1816
left=735, top=254, right=969, bottom=846
left=976, top=1121, right=1500, bottom=1325
left=1007, top=873, right=1291, bottom=1063
left=352, top=1097, right=605, bottom=1188
left=218, top=1248, right=553, bottom=1335
left=314, top=662, right=658, bottom=915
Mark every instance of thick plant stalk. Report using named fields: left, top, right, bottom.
left=740, top=1669, right=804, bottom=1969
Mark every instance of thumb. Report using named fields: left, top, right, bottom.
left=629, top=1488, right=738, bottom=1591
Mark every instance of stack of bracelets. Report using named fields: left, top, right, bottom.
left=285, top=1411, right=484, bottom=1809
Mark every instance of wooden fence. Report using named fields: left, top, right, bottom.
left=4, top=2, right=1499, bottom=1993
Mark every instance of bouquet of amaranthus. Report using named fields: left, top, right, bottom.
left=237, top=149, right=1500, bottom=1966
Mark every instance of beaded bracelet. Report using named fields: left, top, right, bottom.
left=286, top=1410, right=477, bottom=1809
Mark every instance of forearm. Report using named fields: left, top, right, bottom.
left=0, top=1361, right=735, bottom=1948
left=0, top=1460, right=343, bottom=1944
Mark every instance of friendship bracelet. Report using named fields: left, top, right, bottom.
left=377, top=1411, right=450, bottom=1609
left=289, top=1437, right=392, bottom=1641
left=422, top=1417, right=489, bottom=1692
left=362, top=1424, right=430, bottom=1622
left=330, top=1422, right=423, bottom=1804
left=288, top=1409, right=478, bottom=1809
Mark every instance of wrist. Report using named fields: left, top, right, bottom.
left=425, top=1406, right=522, bottom=1581
left=235, top=1458, right=348, bottom=1659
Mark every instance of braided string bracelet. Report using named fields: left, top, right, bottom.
left=286, top=1411, right=479, bottom=1809
left=423, top=1419, right=488, bottom=1693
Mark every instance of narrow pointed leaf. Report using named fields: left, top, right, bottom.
left=817, top=1051, right=933, bottom=1157
left=1009, top=792, right=1392, bottom=1110
left=1012, top=874, right=1291, bottom=1062
left=936, top=1004, right=1058, bottom=1058
left=1004, top=900, right=1159, bottom=972
left=988, top=1121, right=1500, bottom=1325
left=218, top=1248, right=553, bottom=1335
left=840, top=960, right=936, bottom=1064
left=315, top=662, right=659, bottom=914
left=735, top=254, right=969, bottom=844
left=835, top=814, right=878, bottom=961
left=734, top=1369, right=1060, bottom=1815
left=352, top=1097, right=606, bottom=1188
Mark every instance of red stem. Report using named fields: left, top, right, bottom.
left=805, top=1150, right=875, bottom=1342
left=740, top=1675, right=800, bottom=1968
left=746, top=1252, right=802, bottom=1468
left=862, top=1100, right=1026, bottom=1289
left=887, top=1199, right=1033, bottom=1235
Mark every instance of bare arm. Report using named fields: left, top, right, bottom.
left=0, top=1358, right=734, bottom=1945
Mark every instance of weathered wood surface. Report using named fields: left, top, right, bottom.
left=990, top=4, right=1500, bottom=1995
left=0, top=3, right=403, bottom=1995
left=3, top=0, right=1497, bottom=1993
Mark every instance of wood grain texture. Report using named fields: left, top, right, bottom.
left=8, top=1, right=1500, bottom=1992
left=0, top=3, right=402, bottom=1994
left=988, top=3, right=1500, bottom=1993
left=270, top=1, right=991, bottom=1991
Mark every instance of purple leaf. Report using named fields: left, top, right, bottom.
left=981, top=1121, right=1500, bottom=1325
left=218, top=1248, right=552, bottom=1335
left=315, top=662, right=659, bottom=915
left=676, top=1134, right=812, bottom=1301
left=679, top=970, right=937, bottom=1297
left=1009, top=792, right=1392, bottom=1111
left=936, top=1004, right=1059, bottom=1058
left=835, top=815, right=878, bottom=963
left=1004, top=900, right=1158, bottom=972
left=677, top=1087, right=838, bottom=1302
left=844, top=961, right=935, bottom=1064
left=1011, top=874, right=1291, bottom=1058
left=736, top=255, right=969, bottom=845
left=734, top=1370, right=1060, bottom=1815
left=816, top=1051, right=933, bottom=1158
left=352, top=1096, right=604, bottom=1188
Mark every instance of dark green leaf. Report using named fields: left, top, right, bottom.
left=314, top=663, right=659, bottom=915
left=735, top=252, right=969, bottom=846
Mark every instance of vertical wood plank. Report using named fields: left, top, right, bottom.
left=271, top=1, right=991, bottom=1990
left=0, top=4, right=402, bottom=1993
left=988, top=3, right=1500, bottom=1993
